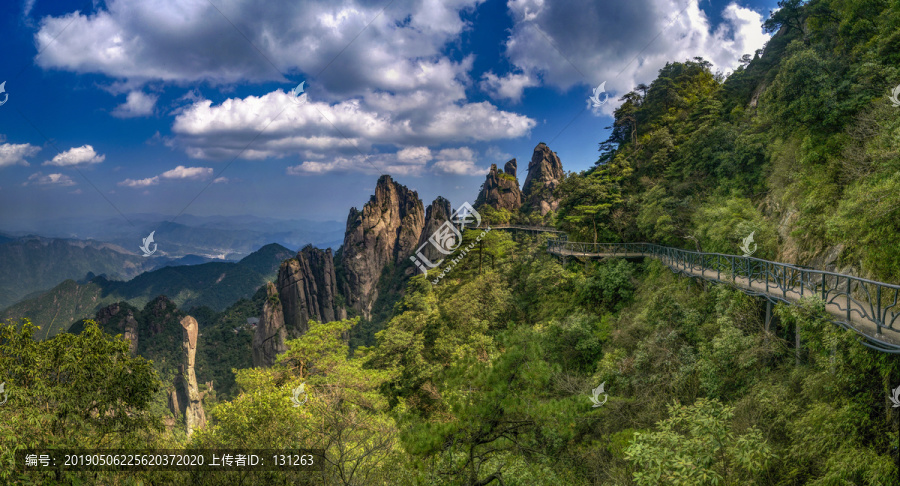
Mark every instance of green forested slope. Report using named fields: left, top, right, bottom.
left=556, top=0, right=900, bottom=283
left=1, top=1, right=898, bottom=485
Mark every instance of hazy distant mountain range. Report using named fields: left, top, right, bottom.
left=1, top=243, right=294, bottom=339
left=2, top=213, right=344, bottom=258
left=0, top=214, right=343, bottom=310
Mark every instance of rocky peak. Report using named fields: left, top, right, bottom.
left=340, top=175, right=425, bottom=318
left=522, top=143, right=565, bottom=215
left=95, top=302, right=139, bottom=354
left=474, top=159, right=523, bottom=213
left=416, top=196, right=453, bottom=264
left=252, top=282, right=287, bottom=367
left=504, top=159, right=517, bottom=179
left=145, top=295, right=179, bottom=335
left=276, top=245, right=346, bottom=340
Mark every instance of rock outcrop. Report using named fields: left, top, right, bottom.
left=522, top=143, right=565, bottom=215
left=504, top=159, right=518, bottom=179
left=415, top=196, right=453, bottom=264
left=474, top=160, right=523, bottom=212
left=340, top=175, right=425, bottom=318
left=279, top=246, right=346, bottom=337
left=178, top=315, right=206, bottom=437
left=252, top=282, right=287, bottom=367
left=252, top=246, right=346, bottom=366
left=95, top=302, right=139, bottom=354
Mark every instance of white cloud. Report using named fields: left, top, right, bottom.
left=397, top=146, right=433, bottom=165
left=502, top=0, right=771, bottom=112
left=118, top=165, right=213, bottom=187
left=43, top=145, right=105, bottom=167
left=111, top=90, right=158, bottom=118
left=0, top=143, right=40, bottom=168
left=118, top=176, right=159, bottom=187
left=213, top=176, right=228, bottom=184
left=480, top=71, right=540, bottom=102
left=169, top=92, right=535, bottom=162
left=24, top=172, right=77, bottom=187
left=287, top=152, right=429, bottom=176
left=33, top=0, right=484, bottom=92
left=431, top=147, right=484, bottom=176
left=160, top=165, right=213, bottom=179
left=33, top=0, right=542, bottom=175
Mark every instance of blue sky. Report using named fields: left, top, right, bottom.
left=0, top=0, right=776, bottom=231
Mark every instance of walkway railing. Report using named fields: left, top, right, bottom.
left=545, top=240, right=900, bottom=353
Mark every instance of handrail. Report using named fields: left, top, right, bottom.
left=544, top=239, right=900, bottom=353
left=472, top=224, right=562, bottom=233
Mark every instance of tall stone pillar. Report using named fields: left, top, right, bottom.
left=180, top=316, right=207, bottom=437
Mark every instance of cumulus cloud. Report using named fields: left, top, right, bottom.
left=33, top=0, right=483, bottom=92
left=0, top=142, right=41, bottom=168
left=480, top=71, right=540, bottom=102
left=287, top=152, right=429, bottom=176
left=118, top=165, right=212, bottom=187
left=118, top=176, right=158, bottom=187
left=43, top=145, right=105, bottom=167
left=169, top=92, right=535, bottom=162
left=111, top=90, right=158, bottom=118
left=431, top=147, right=484, bottom=176
left=502, top=0, right=771, bottom=111
left=24, top=172, right=76, bottom=187
left=160, top=165, right=213, bottom=179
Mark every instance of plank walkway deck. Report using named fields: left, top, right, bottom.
left=543, top=240, right=900, bottom=353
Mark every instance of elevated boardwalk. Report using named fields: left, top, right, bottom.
left=544, top=240, right=900, bottom=353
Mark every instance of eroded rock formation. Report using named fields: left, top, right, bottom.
left=522, top=143, right=565, bottom=215
left=340, top=175, right=425, bottom=318
left=415, top=196, right=453, bottom=264
left=179, top=315, right=206, bottom=437
left=95, top=302, right=139, bottom=354
left=252, top=282, right=288, bottom=367
left=279, top=246, right=346, bottom=336
left=474, top=160, right=523, bottom=213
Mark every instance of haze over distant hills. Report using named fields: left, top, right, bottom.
left=0, top=214, right=344, bottom=309
left=1, top=243, right=294, bottom=339
left=1, top=213, right=344, bottom=259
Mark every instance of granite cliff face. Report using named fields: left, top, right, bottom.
left=251, top=246, right=346, bottom=366
left=474, top=159, right=523, bottom=212
left=522, top=143, right=565, bottom=215
left=416, top=196, right=453, bottom=264
left=278, top=245, right=346, bottom=337
left=252, top=282, right=287, bottom=367
left=340, top=175, right=425, bottom=318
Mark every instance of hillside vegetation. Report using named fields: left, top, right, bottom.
left=1, top=1, right=899, bottom=484
left=556, top=0, right=900, bottom=283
